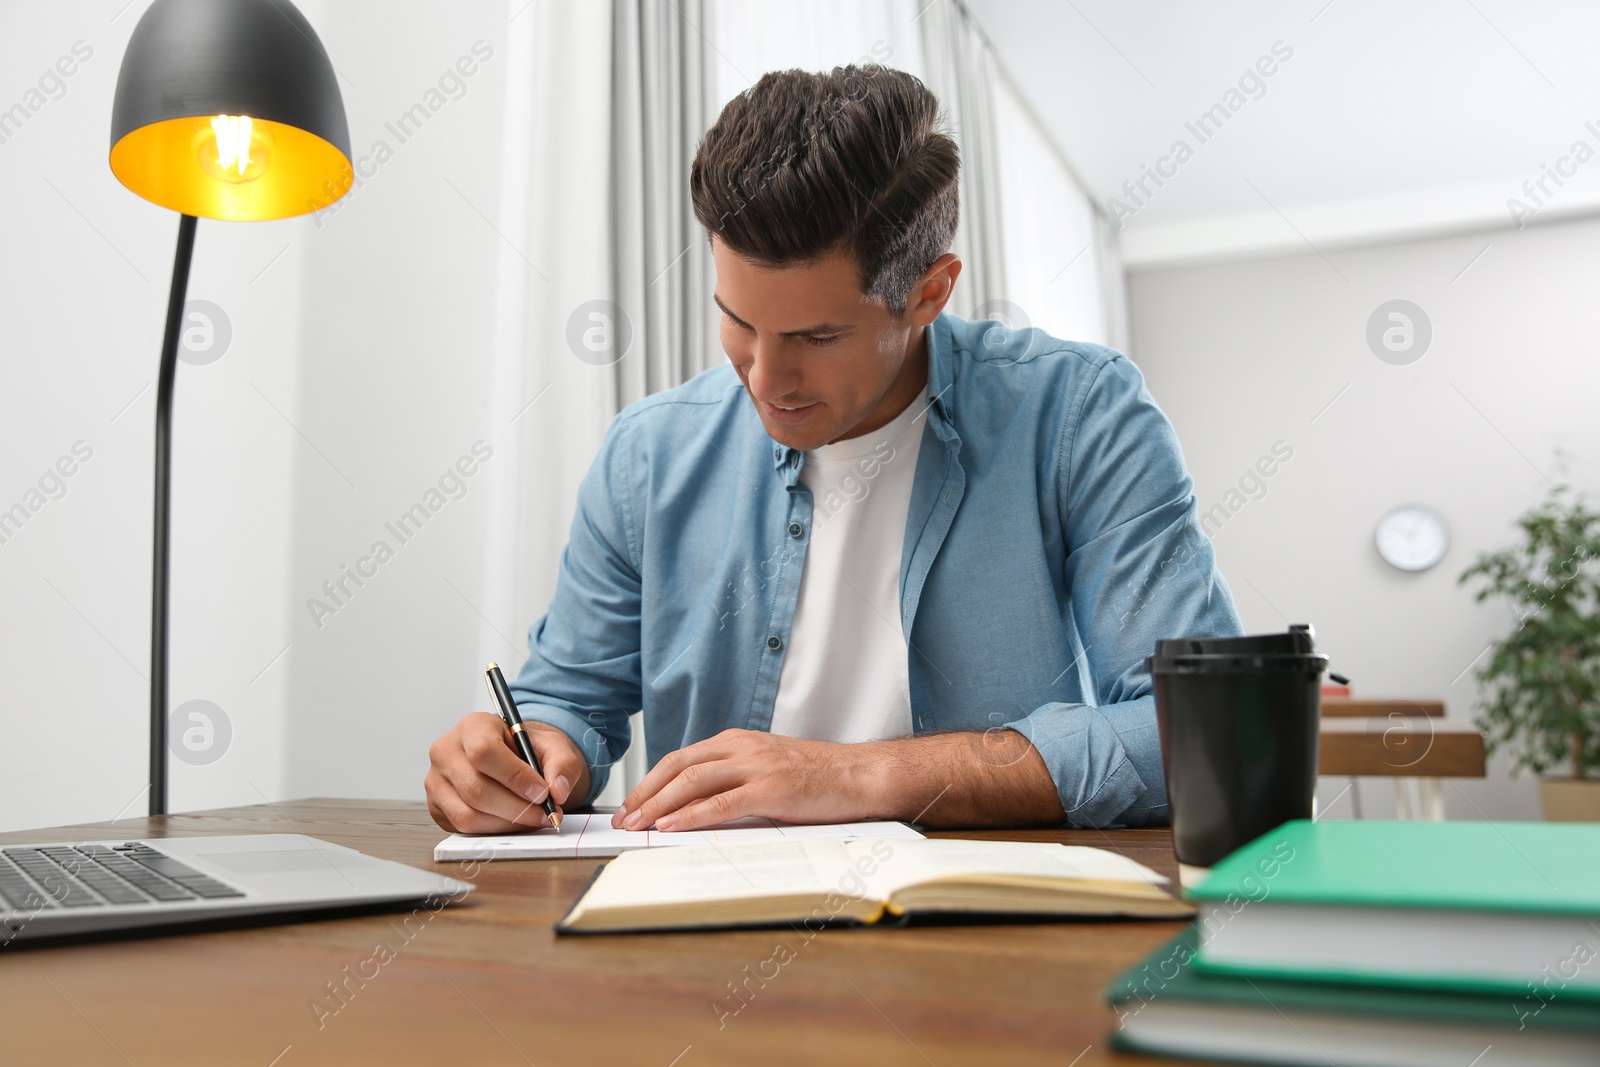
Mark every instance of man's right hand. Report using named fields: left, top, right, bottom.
left=425, top=712, right=591, bottom=834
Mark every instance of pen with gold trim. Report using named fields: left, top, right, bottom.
left=484, top=662, right=562, bottom=831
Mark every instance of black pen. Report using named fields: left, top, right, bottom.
left=484, top=662, right=562, bottom=831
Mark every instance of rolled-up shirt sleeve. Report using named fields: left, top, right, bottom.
left=1001, top=355, right=1242, bottom=828
left=506, top=416, right=642, bottom=806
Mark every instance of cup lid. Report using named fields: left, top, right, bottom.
left=1147, top=624, right=1329, bottom=674
left=1153, top=623, right=1318, bottom=658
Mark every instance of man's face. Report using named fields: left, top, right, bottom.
left=712, top=237, right=925, bottom=451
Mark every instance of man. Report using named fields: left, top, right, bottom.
left=425, top=64, right=1241, bottom=836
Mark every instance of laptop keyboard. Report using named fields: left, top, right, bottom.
left=0, top=843, right=245, bottom=910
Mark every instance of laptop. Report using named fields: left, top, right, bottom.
left=0, top=833, right=473, bottom=946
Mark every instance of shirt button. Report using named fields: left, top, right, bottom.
left=787, top=522, right=803, bottom=538
left=766, top=636, right=782, bottom=651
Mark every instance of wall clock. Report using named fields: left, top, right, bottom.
left=1375, top=505, right=1450, bottom=572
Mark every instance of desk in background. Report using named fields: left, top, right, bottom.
left=1, top=799, right=1191, bottom=1067
left=1319, top=699, right=1487, bottom=820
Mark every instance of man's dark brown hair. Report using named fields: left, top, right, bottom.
left=690, top=64, right=959, bottom=316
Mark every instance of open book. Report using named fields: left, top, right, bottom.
left=556, top=836, right=1192, bottom=934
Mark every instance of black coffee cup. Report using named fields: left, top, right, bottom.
left=1148, top=625, right=1328, bottom=873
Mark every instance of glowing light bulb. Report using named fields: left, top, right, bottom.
left=210, top=114, right=253, bottom=176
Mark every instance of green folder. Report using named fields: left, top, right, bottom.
left=1186, top=819, right=1600, bottom=998
left=1106, top=928, right=1600, bottom=1067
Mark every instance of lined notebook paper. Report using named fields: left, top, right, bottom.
left=433, top=815, right=926, bottom=861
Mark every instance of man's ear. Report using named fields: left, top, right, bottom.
left=908, top=253, right=962, bottom=326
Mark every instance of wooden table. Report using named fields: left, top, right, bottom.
left=0, top=799, right=1192, bottom=1067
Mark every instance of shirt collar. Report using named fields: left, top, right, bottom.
left=768, top=312, right=958, bottom=473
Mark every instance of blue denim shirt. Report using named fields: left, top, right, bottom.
left=508, top=311, right=1242, bottom=828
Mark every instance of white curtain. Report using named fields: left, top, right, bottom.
left=989, top=58, right=1119, bottom=347
left=612, top=0, right=722, bottom=408
left=916, top=0, right=1009, bottom=318
left=920, top=0, right=1125, bottom=347
left=712, top=0, right=930, bottom=105
left=483, top=0, right=722, bottom=803
left=1094, top=210, right=1130, bottom=352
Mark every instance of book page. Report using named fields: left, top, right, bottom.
left=574, top=837, right=856, bottom=910
left=844, top=839, right=1169, bottom=898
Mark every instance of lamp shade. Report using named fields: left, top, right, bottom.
left=110, top=0, right=352, bottom=221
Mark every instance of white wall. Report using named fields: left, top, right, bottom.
left=1127, top=216, right=1600, bottom=821
left=276, top=1, right=518, bottom=804
left=0, top=1, right=309, bottom=830
left=0, top=0, right=521, bottom=832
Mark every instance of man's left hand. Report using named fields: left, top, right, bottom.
left=612, top=728, right=881, bottom=831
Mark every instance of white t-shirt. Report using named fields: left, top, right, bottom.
left=768, top=391, right=927, bottom=742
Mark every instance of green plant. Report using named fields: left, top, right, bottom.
left=1460, top=485, right=1600, bottom=779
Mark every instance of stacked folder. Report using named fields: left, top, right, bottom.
left=1105, top=820, right=1600, bottom=1066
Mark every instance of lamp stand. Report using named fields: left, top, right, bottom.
left=150, top=213, right=197, bottom=817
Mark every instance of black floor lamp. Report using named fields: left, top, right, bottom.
left=109, top=0, right=353, bottom=815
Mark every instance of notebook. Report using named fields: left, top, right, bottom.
left=433, top=814, right=925, bottom=861
left=1107, top=929, right=1600, bottom=1067
left=1189, top=819, right=1600, bottom=997
left=555, top=836, right=1192, bottom=934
